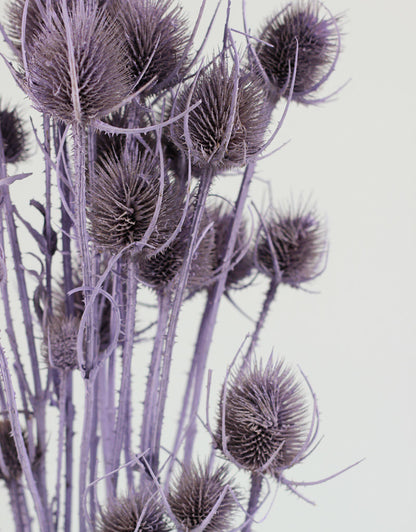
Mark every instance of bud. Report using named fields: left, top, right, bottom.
left=256, top=204, right=326, bottom=287
left=168, top=462, right=239, bottom=531
left=215, top=357, right=309, bottom=475
left=255, top=2, right=340, bottom=103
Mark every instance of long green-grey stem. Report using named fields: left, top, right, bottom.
left=178, top=161, right=256, bottom=467
left=110, top=259, right=137, bottom=494
left=152, top=170, right=212, bottom=474
left=242, top=472, right=263, bottom=532
left=140, top=289, right=171, bottom=476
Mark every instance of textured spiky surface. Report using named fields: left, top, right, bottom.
left=0, top=104, right=27, bottom=164
left=0, top=420, right=22, bottom=481
left=88, top=149, right=173, bottom=254
left=255, top=2, right=339, bottom=101
left=24, top=0, right=131, bottom=123
left=215, top=358, right=308, bottom=474
left=210, top=204, right=253, bottom=289
left=43, top=314, right=79, bottom=371
left=114, top=0, right=190, bottom=95
left=171, top=57, right=268, bottom=174
left=98, top=493, right=171, bottom=532
left=256, top=205, right=326, bottom=286
left=168, top=463, right=238, bottom=531
left=136, top=207, right=215, bottom=292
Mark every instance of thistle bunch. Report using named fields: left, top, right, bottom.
left=0, top=1, right=349, bottom=531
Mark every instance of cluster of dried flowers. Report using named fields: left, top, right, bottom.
left=0, top=1, right=347, bottom=530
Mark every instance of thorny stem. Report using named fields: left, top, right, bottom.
left=54, top=372, right=67, bottom=532
left=141, top=289, right=171, bottom=477
left=242, top=472, right=263, bottom=532
left=110, top=259, right=138, bottom=493
left=152, top=169, right=213, bottom=474
left=178, top=161, right=256, bottom=466
left=8, top=478, right=31, bottom=532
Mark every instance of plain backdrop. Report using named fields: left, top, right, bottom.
left=0, top=0, right=415, bottom=531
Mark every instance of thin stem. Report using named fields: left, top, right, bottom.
left=8, top=478, right=32, bottom=532
left=242, top=472, right=263, bottom=532
left=152, top=170, right=212, bottom=474
left=64, top=372, right=74, bottom=532
left=54, top=372, right=67, bottom=531
left=110, top=259, right=138, bottom=493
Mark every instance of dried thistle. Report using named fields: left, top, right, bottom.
left=43, top=314, right=79, bottom=371
left=256, top=204, right=327, bottom=287
left=168, top=462, right=239, bottom=531
left=255, top=2, right=340, bottom=102
left=24, top=0, right=132, bottom=124
left=114, top=0, right=190, bottom=95
left=0, top=103, right=27, bottom=164
left=88, top=149, right=169, bottom=254
left=215, top=357, right=309, bottom=475
left=171, top=56, right=268, bottom=174
left=97, top=493, right=171, bottom=532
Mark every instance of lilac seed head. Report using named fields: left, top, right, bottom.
left=168, top=462, right=239, bottom=531
left=256, top=204, right=327, bottom=287
left=215, top=358, right=309, bottom=475
left=256, top=2, right=340, bottom=102
left=0, top=104, right=28, bottom=164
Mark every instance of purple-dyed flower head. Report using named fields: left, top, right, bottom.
left=0, top=104, right=27, bottom=164
left=255, top=203, right=327, bottom=287
left=171, top=55, right=268, bottom=175
left=24, top=0, right=132, bottom=124
left=135, top=208, right=215, bottom=293
left=88, top=149, right=172, bottom=255
left=215, top=357, right=309, bottom=476
left=114, top=0, right=190, bottom=96
left=43, top=314, right=79, bottom=371
left=210, top=203, right=253, bottom=289
left=97, top=493, right=171, bottom=532
left=168, top=462, right=239, bottom=531
left=0, top=419, right=23, bottom=481
left=255, top=2, right=340, bottom=103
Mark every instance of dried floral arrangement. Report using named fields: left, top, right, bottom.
left=0, top=0, right=354, bottom=530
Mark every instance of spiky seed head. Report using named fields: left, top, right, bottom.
left=135, top=207, right=215, bottom=292
left=255, top=2, right=339, bottom=102
left=114, top=0, right=190, bottom=95
left=24, top=0, right=132, bottom=124
left=168, top=463, right=239, bottom=531
left=215, top=358, right=309, bottom=475
left=171, top=57, right=268, bottom=174
left=0, top=420, right=23, bottom=481
left=43, top=314, right=79, bottom=371
left=210, top=204, right=253, bottom=289
left=88, top=149, right=168, bottom=254
left=97, top=493, right=171, bottom=532
left=0, top=104, right=27, bottom=164
left=256, top=204, right=326, bottom=287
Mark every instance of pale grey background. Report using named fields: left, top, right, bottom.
left=0, top=0, right=415, bottom=530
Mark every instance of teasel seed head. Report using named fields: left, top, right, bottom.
left=24, top=0, right=132, bottom=124
left=0, top=104, right=28, bottom=164
left=114, top=0, right=190, bottom=96
left=256, top=203, right=327, bottom=287
left=168, top=462, right=239, bottom=531
left=215, top=357, right=309, bottom=475
left=255, top=2, right=340, bottom=103
left=210, top=203, right=253, bottom=289
left=88, top=148, right=169, bottom=255
left=43, top=314, right=79, bottom=371
left=136, top=206, right=215, bottom=293
left=97, top=492, right=172, bottom=532
left=171, top=56, right=268, bottom=175
left=0, top=420, right=23, bottom=481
